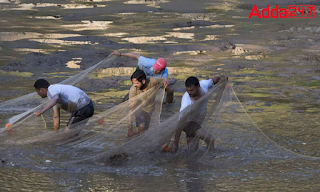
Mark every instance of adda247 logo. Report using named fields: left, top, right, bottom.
left=248, top=5, right=316, bottom=18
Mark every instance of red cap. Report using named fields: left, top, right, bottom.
left=153, top=58, right=167, bottom=71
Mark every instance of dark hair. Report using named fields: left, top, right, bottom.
left=131, top=70, right=146, bottom=82
left=34, top=79, right=50, bottom=89
left=185, top=76, right=199, bottom=87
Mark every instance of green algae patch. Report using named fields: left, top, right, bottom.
left=297, top=80, right=320, bottom=88
left=0, top=70, right=33, bottom=77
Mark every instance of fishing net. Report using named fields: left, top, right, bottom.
left=0, top=56, right=318, bottom=169
left=0, top=55, right=118, bottom=136
left=62, top=76, right=317, bottom=166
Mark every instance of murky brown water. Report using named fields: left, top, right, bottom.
left=1, top=0, right=320, bottom=191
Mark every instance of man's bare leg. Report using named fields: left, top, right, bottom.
left=187, top=137, right=199, bottom=152
left=137, top=123, right=146, bottom=133
left=195, top=128, right=215, bottom=151
left=165, top=86, right=174, bottom=103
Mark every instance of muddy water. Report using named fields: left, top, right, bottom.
left=1, top=0, right=320, bottom=191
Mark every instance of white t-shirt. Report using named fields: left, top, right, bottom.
left=180, top=79, right=213, bottom=112
left=179, top=79, right=213, bottom=123
left=47, top=84, right=91, bottom=113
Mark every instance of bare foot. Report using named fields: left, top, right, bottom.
left=207, top=142, right=215, bottom=151
left=65, top=126, right=71, bottom=132
left=127, top=130, right=134, bottom=138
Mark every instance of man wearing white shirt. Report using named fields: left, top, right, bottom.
left=34, top=79, right=94, bottom=133
left=171, top=76, right=221, bottom=153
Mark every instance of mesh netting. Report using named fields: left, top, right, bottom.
left=0, top=56, right=318, bottom=169
left=0, top=55, right=117, bottom=133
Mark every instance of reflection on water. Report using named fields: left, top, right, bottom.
left=173, top=26, right=195, bottom=31
left=165, top=32, right=194, bottom=39
left=30, top=38, right=97, bottom=45
left=1, top=3, right=106, bottom=11
left=0, top=32, right=83, bottom=42
left=0, top=32, right=41, bottom=42
left=121, top=32, right=195, bottom=44
left=118, top=12, right=136, bottom=15
left=200, top=24, right=234, bottom=29
left=102, top=32, right=129, bottom=37
left=62, top=4, right=106, bottom=9
left=202, top=35, right=218, bottom=41
left=61, top=21, right=112, bottom=31
left=1, top=3, right=36, bottom=11
left=42, top=33, right=83, bottom=39
left=27, top=16, right=61, bottom=20
left=124, top=0, right=169, bottom=5
left=1, top=155, right=319, bottom=191
left=163, top=40, right=178, bottom=44
left=0, top=167, right=58, bottom=191
left=173, top=50, right=206, bottom=55
left=120, top=29, right=231, bottom=44
left=66, top=58, right=82, bottom=69
left=122, top=36, right=167, bottom=44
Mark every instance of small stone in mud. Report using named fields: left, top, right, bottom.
left=292, top=110, right=305, bottom=113
left=241, top=179, right=247, bottom=181
left=45, top=160, right=52, bottom=163
left=107, top=153, right=128, bottom=165
left=311, top=76, right=320, bottom=80
left=262, top=102, right=272, bottom=107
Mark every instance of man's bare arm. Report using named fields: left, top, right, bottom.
left=171, top=130, right=182, bottom=153
left=112, top=51, right=140, bottom=60
left=34, top=94, right=59, bottom=116
left=53, top=108, right=60, bottom=133
left=164, top=78, right=177, bottom=87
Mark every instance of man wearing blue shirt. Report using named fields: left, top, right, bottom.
left=112, top=51, right=174, bottom=103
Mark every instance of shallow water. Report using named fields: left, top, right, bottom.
left=1, top=0, right=320, bottom=191
left=1, top=157, right=320, bottom=191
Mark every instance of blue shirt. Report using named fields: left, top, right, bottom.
left=137, top=56, right=169, bottom=78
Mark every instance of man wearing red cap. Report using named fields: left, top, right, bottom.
left=112, top=51, right=174, bottom=103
